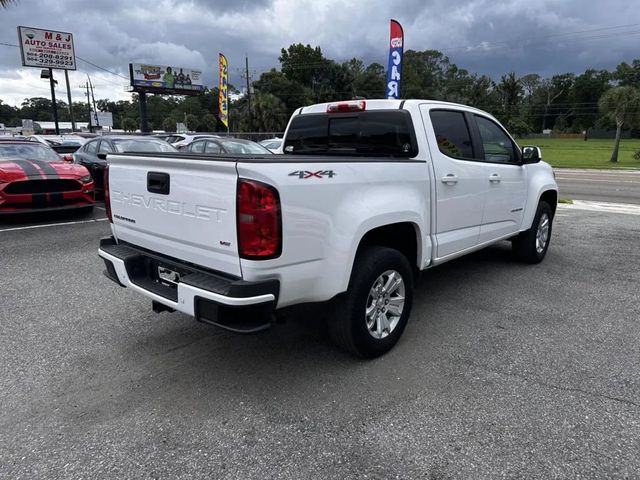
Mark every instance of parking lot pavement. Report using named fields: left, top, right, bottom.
left=1, top=208, right=639, bottom=479
left=554, top=168, right=640, bottom=205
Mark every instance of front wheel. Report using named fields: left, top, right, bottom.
left=328, top=246, right=414, bottom=358
left=512, top=201, right=553, bottom=264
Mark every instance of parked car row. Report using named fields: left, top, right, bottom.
left=0, top=132, right=276, bottom=216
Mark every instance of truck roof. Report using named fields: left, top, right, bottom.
left=297, top=99, right=490, bottom=116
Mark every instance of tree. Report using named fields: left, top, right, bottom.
left=121, top=117, right=137, bottom=132
left=569, top=69, right=610, bottom=130
left=598, top=86, right=640, bottom=163
left=251, top=93, right=288, bottom=132
left=201, top=114, right=218, bottom=132
left=185, top=114, right=199, bottom=132
left=352, top=62, right=386, bottom=99
left=496, top=72, right=523, bottom=124
left=279, top=44, right=327, bottom=87
left=162, top=117, right=175, bottom=132
left=614, top=59, right=640, bottom=87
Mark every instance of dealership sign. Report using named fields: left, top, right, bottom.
left=129, top=63, right=205, bottom=94
left=17, top=26, right=76, bottom=70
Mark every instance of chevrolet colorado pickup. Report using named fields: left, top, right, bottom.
left=98, top=99, right=558, bottom=357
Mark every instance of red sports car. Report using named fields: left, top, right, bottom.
left=0, top=141, right=95, bottom=214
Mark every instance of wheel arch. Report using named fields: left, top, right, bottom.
left=539, top=189, right=558, bottom=216
left=354, top=221, right=422, bottom=273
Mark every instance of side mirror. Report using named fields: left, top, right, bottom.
left=62, top=154, right=74, bottom=163
left=97, top=152, right=107, bottom=160
left=521, top=146, right=541, bottom=164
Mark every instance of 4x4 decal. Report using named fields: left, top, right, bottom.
left=288, top=170, right=337, bottom=179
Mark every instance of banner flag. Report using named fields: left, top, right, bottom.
left=386, top=19, right=404, bottom=99
left=218, top=53, right=229, bottom=128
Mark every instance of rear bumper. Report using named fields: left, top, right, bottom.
left=98, top=237, right=279, bottom=332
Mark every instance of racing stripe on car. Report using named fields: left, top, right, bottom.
left=27, top=159, right=65, bottom=206
left=10, top=159, right=41, bottom=178
left=10, top=160, right=48, bottom=208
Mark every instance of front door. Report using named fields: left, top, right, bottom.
left=471, top=114, right=528, bottom=243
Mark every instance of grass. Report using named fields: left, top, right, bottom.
left=558, top=197, right=574, bottom=204
left=517, top=138, right=640, bottom=169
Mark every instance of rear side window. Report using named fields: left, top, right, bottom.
left=429, top=110, right=474, bottom=159
left=284, top=111, right=417, bottom=157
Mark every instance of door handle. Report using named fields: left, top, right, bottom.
left=147, top=171, right=170, bottom=195
left=441, top=174, right=458, bottom=184
left=489, top=173, right=501, bottom=183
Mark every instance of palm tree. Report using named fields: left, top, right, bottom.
left=1, top=0, right=16, bottom=7
left=599, top=86, right=640, bottom=162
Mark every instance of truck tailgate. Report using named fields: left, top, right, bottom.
left=108, top=154, right=240, bottom=277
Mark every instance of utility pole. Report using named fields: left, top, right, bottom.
left=64, top=70, right=76, bottom=132
left=244, top=55, right=252, bottom=132
left=87, top=75, right=100, bottom=130
left=85, top=82, right=93, bottom=133
left=48, top=68, right=60, bottom=135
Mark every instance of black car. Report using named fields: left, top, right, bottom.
left=185, top=137, right=272, bottom=155
left=73, top=136, right=177, bottom=191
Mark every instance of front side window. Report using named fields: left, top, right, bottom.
left=98, top=140, right=113, bottom=154
left=189, top=141, right=205, bottom=153
left=85, top=140, right=98, bottom=154
left=429, top=110, right=474, bottom=159
left=475, top=115, right=518, bottom=164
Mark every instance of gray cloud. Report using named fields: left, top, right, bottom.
left=1, top=0, right=639, bottom=105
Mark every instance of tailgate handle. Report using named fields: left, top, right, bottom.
left=147, top=172, right=170, bottom=195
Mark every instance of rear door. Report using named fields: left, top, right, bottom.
left=108, top=154, right=241, bottom=276
left=420, top=106, right=487, bottom=259
left=471, top=114, right=527, bottom=243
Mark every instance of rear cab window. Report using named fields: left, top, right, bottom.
left=429, top=110, right=475, bottom=159
left=283, top=110, right=418, bottom=157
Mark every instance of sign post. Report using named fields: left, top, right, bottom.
left=47, top=68, right=60, bottom=134
left=17, top=26, right=76, bottom=134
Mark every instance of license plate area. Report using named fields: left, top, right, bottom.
left=157, top=264, right=180, bottom=287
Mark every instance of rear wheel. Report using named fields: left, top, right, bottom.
left=512, top=201, right=553, bottom=263
left=329, top=246, right=414, bottom=358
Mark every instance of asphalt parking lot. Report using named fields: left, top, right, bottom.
left=1, top=206, right=639, bottom=479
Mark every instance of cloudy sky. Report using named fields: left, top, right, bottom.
left=0, top=0, right=639, bottom=107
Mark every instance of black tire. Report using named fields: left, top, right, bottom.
left=328, top=246, right=414, bottom=358
left=512, top=201, right=553, bottom=264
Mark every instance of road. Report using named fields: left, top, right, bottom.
left=1, top=207, right=639, bottom=478
left=554, top=168, right=640, bottom=204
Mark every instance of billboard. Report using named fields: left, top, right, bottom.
left=17, top=26, right=76, bottom=70
left=218, top=53, right=229, bottom=128
left=90, top=111, right=113, bottom=128
left=386, top=19, right=404, bottom=99
left=129, top=63, right=205, bottom=94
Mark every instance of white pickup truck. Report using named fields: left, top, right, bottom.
left=98, top=99, right=558, bottom=357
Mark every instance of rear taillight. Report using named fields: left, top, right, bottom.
left=104, top=165, right=112, bottom=222
left=237, top=179, right=281, bottom=259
